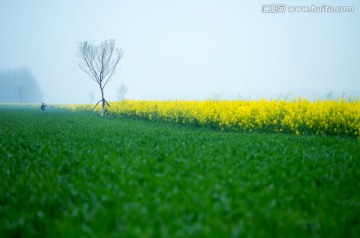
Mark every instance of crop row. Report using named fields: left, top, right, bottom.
left=64, top=99, right=360, bottom=137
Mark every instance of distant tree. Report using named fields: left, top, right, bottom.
left=0, top=67, right=43, bottom=103
left=277, top=91, right=292, bottom=101
left=77, top=39, right=124, bottom=116
left=237, top=94, right=251, bottom=101
left=326, top=91, right=334, bottom=100
left=341, top=91, right=346, bottom=99
left=207, top=92, right=221, bottom=101
left=117, top=83, right=128, bottom=101
left=16, top=85, right=27, bottom=103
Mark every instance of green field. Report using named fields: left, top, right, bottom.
left=0, top=106, right=359, bottom=237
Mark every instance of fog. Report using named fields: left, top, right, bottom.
left=0, top=67, right=43, bottom=103
left=1, top=0, right=359, bottom=104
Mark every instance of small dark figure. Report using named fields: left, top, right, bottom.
left=40, top=103, right=47, bottom=111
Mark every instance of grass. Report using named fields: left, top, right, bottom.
left=0, top=106, right=359, bottom=237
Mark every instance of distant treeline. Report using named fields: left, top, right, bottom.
left=0, top=67, right=43, bottom=103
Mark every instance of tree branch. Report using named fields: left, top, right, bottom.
left=104, top=99, right=111, bottom=107
left=91, top=99, right=102, bottom=112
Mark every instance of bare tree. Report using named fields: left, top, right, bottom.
left=0, top=67, right=43, bottom=103
left=77, top=39, right=123, bottom=116
left=117, top=83, right=128, bottom=101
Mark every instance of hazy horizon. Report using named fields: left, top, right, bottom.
left=1, top=0, right=359, bottom=104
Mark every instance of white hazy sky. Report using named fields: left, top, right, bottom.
left=1, top=0, right=359, bottom=103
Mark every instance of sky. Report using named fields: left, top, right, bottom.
left=0, top=0, right=359, bottom=103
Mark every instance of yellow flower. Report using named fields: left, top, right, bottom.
left=64, top=97, right=360, bottom=137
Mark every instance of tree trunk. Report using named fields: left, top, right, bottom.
left=100, top=86, right=105, bottom=116
left=101, top=100, right=105, bottom=116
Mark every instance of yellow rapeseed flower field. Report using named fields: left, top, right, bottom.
left=65, top=98, right=360, bottom=138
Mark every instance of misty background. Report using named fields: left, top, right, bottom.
left=0, top=0, right=359, bottom=104
left=0, top=67, right=43, bottom=103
